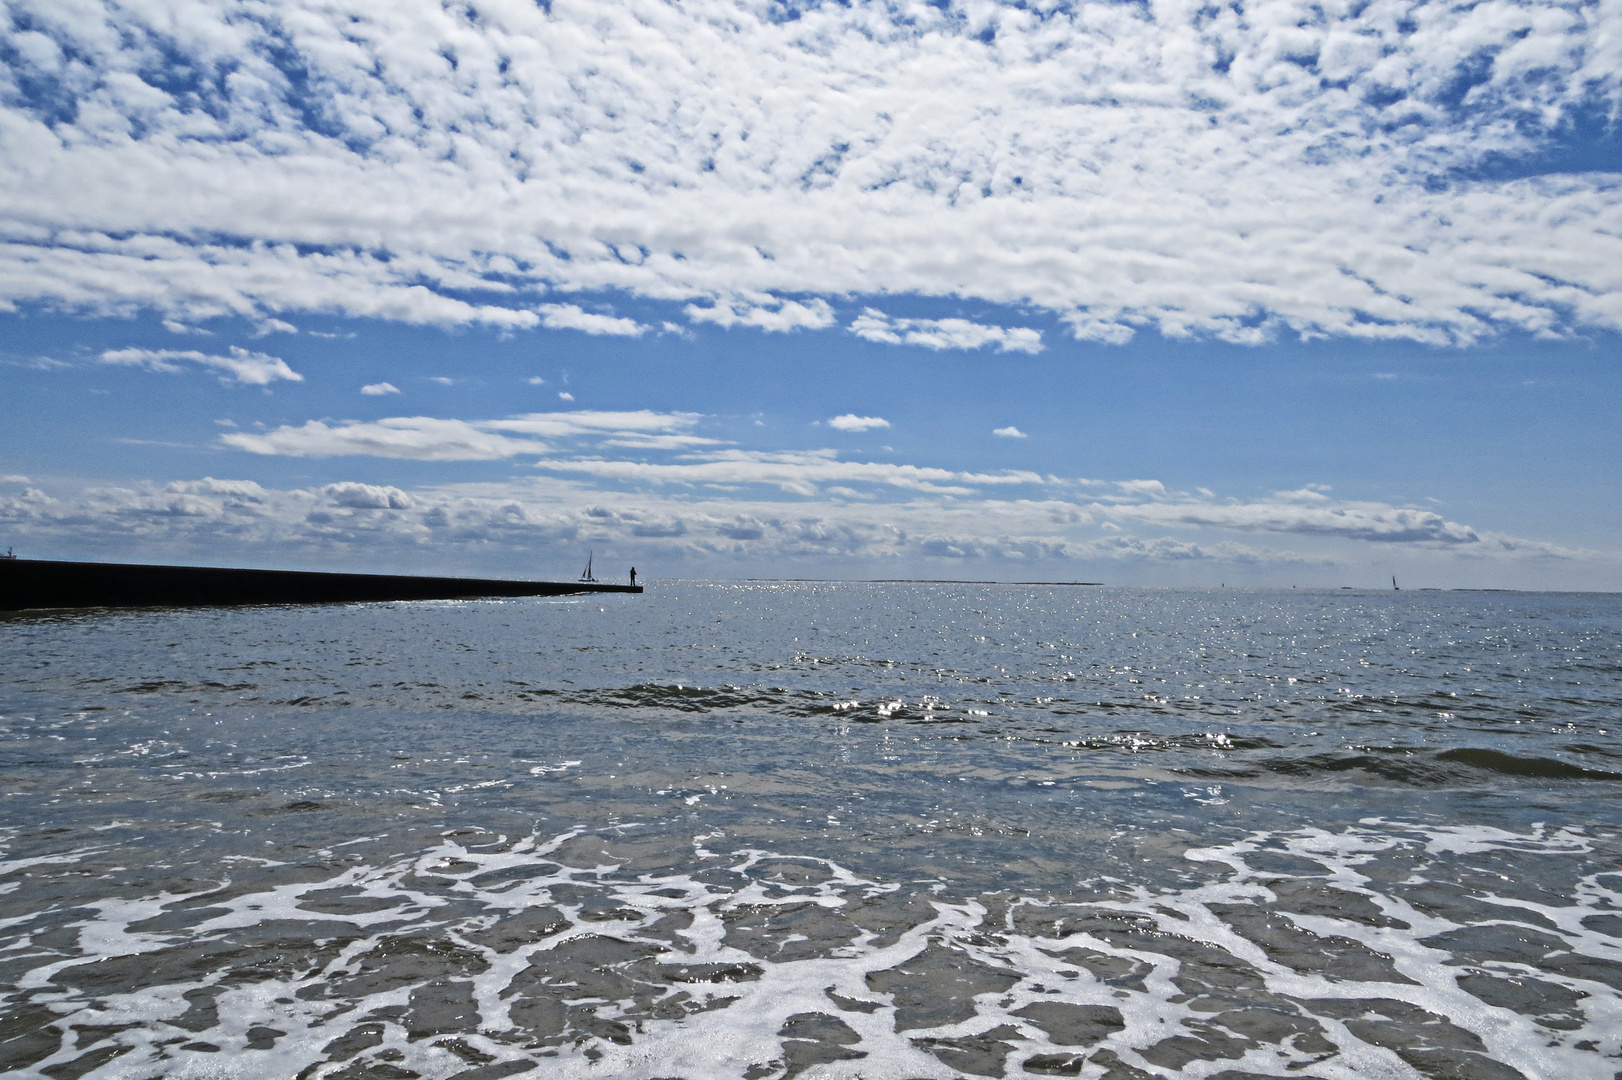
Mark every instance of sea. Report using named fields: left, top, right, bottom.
left=2, top=583, right=1620, bottom=1080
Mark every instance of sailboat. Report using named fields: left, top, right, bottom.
left=579, top=550, right=597, bottom=583
left=1392, top=575, right=1399, bottom=591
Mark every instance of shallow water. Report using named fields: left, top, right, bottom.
left=1, top=583, right=1619, bottom=1079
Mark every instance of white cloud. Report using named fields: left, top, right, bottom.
left=1112, top=480, right=1170, bottom=500
left=220, top=409, right=702, bottom=460
left=361, top=382, right=401, bottom=396
left=538, top=304, right=646, bottom=337
left=428, top=377, right=456, bottom=386
left=535, top=448, right=1043, bottom=496
left=324, top=482, right=413, bottom=510
left=1, top=0, right=1618, bottom=343
left=827, top=414, right=891, bottom=433
left=993, top=426, right=1027, bottom=439
left=98, top=346, right=303, bottom=386
left=851, top=311, right=1044, bottom=354
left=3, top=355, right=71, bottom=372
left=166, top=478, right=266, bottom=502
left=221, top=417, right=550, bottom=461
left=1098, top=497, right=1489, bottom=546
left=685, top=297, right=836, bottom=333
left=1062, top=313, right=1139, bottom=346
left=600, top=434, right=725, bottom=450
left=526, top=377, right=546, bottom=385
left=557, top=392, right=575, bottom=402
left=484, top=410, right=702, bottom=438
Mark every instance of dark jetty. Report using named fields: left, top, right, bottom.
left=0, top=558, right=641, bottom=611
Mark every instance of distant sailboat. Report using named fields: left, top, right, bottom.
left=1392, top=575, right=1399, bottom=591
left=579, top=550, right=597, bottom=583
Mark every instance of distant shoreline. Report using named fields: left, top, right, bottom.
left=745, top=578, right=1105, bottom=586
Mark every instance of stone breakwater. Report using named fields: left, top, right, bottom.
left=0, top=558, right=641, bottom=610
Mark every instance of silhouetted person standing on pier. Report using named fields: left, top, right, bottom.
left=629, top=567, right=637, bottom=587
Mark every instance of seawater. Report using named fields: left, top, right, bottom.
left=2, top=583, right=1620, bottom=1080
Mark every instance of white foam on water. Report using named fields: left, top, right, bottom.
left=2, top=820, right=1620, bottom=1079
left=0, top=845, right=106, bottom=878
left=1171, top=822, right=1620, bottom=1078
left=529, top=760, right=582, bottom=776
left=1400, top=821, right=1596, bottom=857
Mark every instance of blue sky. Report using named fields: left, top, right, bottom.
left=2, top=0, right=1620, bottom=587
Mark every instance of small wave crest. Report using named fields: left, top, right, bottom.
left=1252, top=747, right=1622, bottom=787
left=1434, top=747, right=1622, bottom=781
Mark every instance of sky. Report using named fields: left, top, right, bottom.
left=2, top=0, right=1620, bottom=588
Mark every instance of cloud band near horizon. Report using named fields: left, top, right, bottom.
left=0, top=470, right=1592, bottom=585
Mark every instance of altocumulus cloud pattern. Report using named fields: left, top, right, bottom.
left=2, top=0, right=1619, bottom=344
